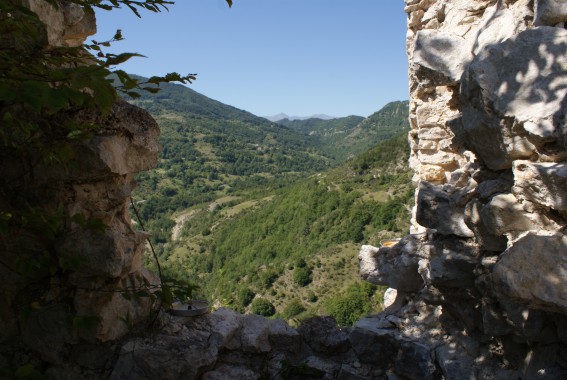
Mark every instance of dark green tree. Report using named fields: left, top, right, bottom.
left=250, top=298, right=275, bottom=317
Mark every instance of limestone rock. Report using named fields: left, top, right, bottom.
left=480, top=193, right=559, bottom=236
left=395, top=340, right=437, bottom=380
left=205, top=308, right=243, bottom=348
left=492, top=232, right=567, bottom=313
left=535, top=0, right=567, bottom=26
left=359, top=239, right=424, bottom=292
left=349, top=326, right=399, bottom=367
left=413, top=30, right=473, bottom=84
left=416, top=182, right=474, bottom=237
left=239, top=314, right=271, bottom=353
left=110, top=335, right=218, bottom=380
left=297, top=316, right=350, bottom=355
left=460, top=27, right=567, bottom=169
left=464, top=199, right=508, bottom=252
left=201, top=365, right=260, bottom=380
left=267, top=318, right=301, bottom=351
left=435, top=344, right=475, bottom=380
left=513, top=161, right=567, bottom=211
left=73, top=270, right=155, bottom=342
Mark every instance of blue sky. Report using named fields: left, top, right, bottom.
left=94, top=0, right=408, bottom=118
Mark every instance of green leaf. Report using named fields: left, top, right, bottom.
left=105, top=52, right=145, bottom=67
left=15, top=364, right=35, bottom=378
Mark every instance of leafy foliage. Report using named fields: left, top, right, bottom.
left=250, top=298, right=276, bottom=317
left=325, top=282, right=379, bottom=326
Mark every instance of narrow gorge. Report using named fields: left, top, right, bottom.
left=1, top=0, right=566, bottom=379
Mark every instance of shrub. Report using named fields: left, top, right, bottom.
left=238, top=288, right=255, bottom=307
left=306, top=290, right=318, bottom=303
left=325, top=282, right=377, bottom=326
left=293, top=266, right=313, bottom=287
left=282, top=299, right=306, bottom=320
left=261, top=270, right=279, bottom=289
left=251, top=298, right=275, bottom=317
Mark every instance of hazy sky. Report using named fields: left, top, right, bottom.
left=94, top=0, right=409, bottom=118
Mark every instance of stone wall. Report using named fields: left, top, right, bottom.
left=360, top=0, right=567, bottom=378
left=0, top=1, right=160, bottom=376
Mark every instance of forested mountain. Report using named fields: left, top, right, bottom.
left=147, top=133, right=413, bottom=325
left=127, top=77, right=331, bottom=239
left=125, top=77, right=411, bottom=324
left=276, top=101, right=409, bottom=161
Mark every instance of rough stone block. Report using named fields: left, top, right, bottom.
left=297, top=316, right=350, bottom=355
left=394, top=340, right=436, bottom=380
left=349, top=326, right=399, bottom=367
left=461, top=27, right=567, bottom=170
left=413, top=30, right=473, bottom=84
left=240, top=314, right=271, bottom=353
left=513, top=161, right=567, bottom=211
left=535, top=0, right=567, bottom=26
left=359, top=239, right=424, bottom=292
left=416, top=182, right=474, bottom=237
left=492, top=232, right=567, bottom=314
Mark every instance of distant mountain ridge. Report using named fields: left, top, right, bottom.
left=264, top=113, right=336, bottom=122
left=276, top=100, right=410, bottom=161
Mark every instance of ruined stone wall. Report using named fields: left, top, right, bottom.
left=360, top=0, right=567, bottom=378
left=0, top=1, right=160, bottom=376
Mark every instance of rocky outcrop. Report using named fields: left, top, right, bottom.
left=0, top=0, right=160, bottom=373
left=106, top=311, right=440, bottom=380
left=359, top=0, right=567, bottom=378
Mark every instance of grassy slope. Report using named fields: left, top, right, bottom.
left=151, top=133, right=413, bottom=323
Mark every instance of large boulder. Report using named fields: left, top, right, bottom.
left=513, top=161, right=567, bottom=211
left=416, top=182, right=475, bottom=237
left=492, top=232, right=567, bottom=314
left=359, top=238, right=424, bottom=292
left=460, top=27, right=567, bottom=170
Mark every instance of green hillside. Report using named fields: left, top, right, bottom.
left=127, top=77, right=332, bottom=242
left=125, top=79, right=412, bottom=324
left=276, top=101, right=409, bottom=161
left=149, top=133, right=413, bottom=325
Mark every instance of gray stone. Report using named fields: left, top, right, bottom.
left=481, top=301, right=513, bottom=337
left=476, top=177, right=513, bottom=200
left=73, top=271, right=154, bottom=342
left=201, top=365, right=260, bottom=380
left=413, top=30, right=473, bottom=84
left=435, top=344, right=475, bottom=380
left=535, top=0, right=567, bottom=26
left=206, top=308, right=243, bottom=348
left=298, top=316, right=351, bottom=355
left=359, top=239, right=424, bottom=292
left=465, top=199, right=508, bottom=252
left=349, top=326, right=399, bottom=367
left=492, top=232, right=567, bottom=313
left=394, top=340, right=436, bottom=380
left=513, top=161, right=567, bottom=211
left=303, top=356, right=341, bottom=379
left=338, top=365, right=371, bottom=380
left=267, top=318, right=301, bottom=351
left=480, top=193, right=555, bottom=236
left=110, top=335, right=218, bottom=380
left=240, top=314, right=271, bottom=353
left=21, top=303, right=77, bottom=363
left=460, top=28, right=567, bottom=170
left=416, top=182, right=474, bottom=237
left=429, top=252, right=477, bottom=288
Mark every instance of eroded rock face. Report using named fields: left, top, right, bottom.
left=0, top=0, right=161, bottom=370
left=358, top=0, right=567, bottom=378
